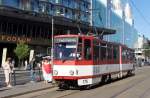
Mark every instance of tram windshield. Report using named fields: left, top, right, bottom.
left=54, top=37, right=77, bottom=60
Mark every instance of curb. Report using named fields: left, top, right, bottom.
left=1, top=85, right=56, bottom=98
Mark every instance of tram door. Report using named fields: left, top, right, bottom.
left=93, top=39, right=100, bottom=64
left=83, top=38, right=92, bottom=61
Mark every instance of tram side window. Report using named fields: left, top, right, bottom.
left=107, top=45, right=112, bottom=60
left=84, top=39, right=91, bottom=60
left=122, top=48, right=127, bottom=62
left=93, top=40, right=99, bottom=61
left=130, top=50, right=134, bottom=62
left=126, top=50, right=130, bottom=60
left=79, top=38, right=82, bottom=43
left=101, top=43, right=107, bottom=60
left=113, top=46, right=119, bottom=61
left=126, top=49, right=133, bottom=62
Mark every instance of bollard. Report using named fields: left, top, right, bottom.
left=9, top=73, right=11, bottom=85
left=38, top=68, right=42, bottom=81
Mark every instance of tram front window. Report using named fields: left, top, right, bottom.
left=54, top=42, right=77, bottom=60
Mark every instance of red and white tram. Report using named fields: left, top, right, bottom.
left=52, top=34, right=134, bottom=89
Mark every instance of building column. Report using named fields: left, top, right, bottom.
left=29, top=50, right=34, bottom=62
left=1, top=48, right=7, bottom=67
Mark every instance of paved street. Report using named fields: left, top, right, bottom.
left=12, top=66, right=150, bottom=98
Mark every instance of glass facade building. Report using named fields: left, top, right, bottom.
left=0, top=0, right=94, bottom=47
left=0, top=0, right=92, bottom=64
left=92, top=0, right=138, bottom=48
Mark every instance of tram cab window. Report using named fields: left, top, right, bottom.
left=54, top=37, right=78, bottom=60
left=84, top=39, right=91, bottom=60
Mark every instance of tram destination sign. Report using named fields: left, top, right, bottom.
left=55, top=37, right=77, bottom=43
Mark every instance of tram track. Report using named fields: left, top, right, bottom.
left=110, top=73, right=150, bottom=98
left=52, top=76, right=135, bottom=98
left=13, top=86, right=81, bottom=98
left=14, top=75, right=140, bottom=98
left=14, top=67, right=150, bottom=98
left=54, top=75, right=142, bottom=98
left=54, top=90, right=80, bottom=98
left=139, top=88, right=150, bottom=98
left=20, top=76, right=136, bottom=98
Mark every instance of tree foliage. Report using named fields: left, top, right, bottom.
left=14, top=42, right=30, bottom=60
left=143, top=44, right=150, bottom=58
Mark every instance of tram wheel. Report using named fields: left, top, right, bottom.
left=127, top=70, right=133, bottom=76
left=85, top=85, right=92, bottom=90
left=58, top=83, right=69, bottom=90
left=80, top=85, right=91, bottom=90
left=107, top=74, right=112, bottom=83
left=101, top=75, right=107, bottom=83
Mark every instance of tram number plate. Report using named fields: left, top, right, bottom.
left=78, top=79, right=91, bottom=85
left=83, top=79, right=88, bottom=84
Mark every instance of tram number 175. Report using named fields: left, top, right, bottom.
left=78, top=79, right=91, bottom=85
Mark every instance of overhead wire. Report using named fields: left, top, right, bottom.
left=130, top=0, right=150, bottom=27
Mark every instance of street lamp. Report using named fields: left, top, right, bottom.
left=51, top=16, right=54, bottom=68
left=51, top=13, right=64, bottom=68
left=122, top=10, right=125, bottom=45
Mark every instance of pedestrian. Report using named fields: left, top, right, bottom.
left=11, top=59, right=15, bottom=73
left=24, top=60, right=28, bottom=70
left=42, top=58, right=52, bottom=83
left=2, top=57, right=13, bottom=87
left=11, top=59, right=15, bottom=67
left=29, top=58, right=36, bottom=82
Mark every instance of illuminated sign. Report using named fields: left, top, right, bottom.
left=54, top=37, right=77, bottom=43
left=0, top=35, right=31, bottom=43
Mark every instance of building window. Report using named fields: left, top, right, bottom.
left=55, top=0, right=62, bottom=4
left=20, top=0, right=31, bottom=11
left=55, top=6, right=64, bottom=16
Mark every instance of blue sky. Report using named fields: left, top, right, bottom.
left=130, top=0, right=150, bottom=39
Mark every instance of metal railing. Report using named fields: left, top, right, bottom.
left=0, top=69, right=43, bottom=87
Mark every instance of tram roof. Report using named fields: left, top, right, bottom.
left=55, top=27, right=116, bottom=38
left=54, top=34, right=133, bottom=50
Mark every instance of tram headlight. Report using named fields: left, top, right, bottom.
left=69, top=70, right=74, bottom=76
left=53, top=70, right=58, bottom=75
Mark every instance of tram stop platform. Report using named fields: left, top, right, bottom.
left=0, top=81, right=55, bottom=98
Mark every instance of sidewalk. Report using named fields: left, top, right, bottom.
left=0, top=81, right=55, bottom=98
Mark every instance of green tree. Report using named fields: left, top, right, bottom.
left=14, top=42, right=30, bottom=67
left=143, top=44, right=150, bottom=58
